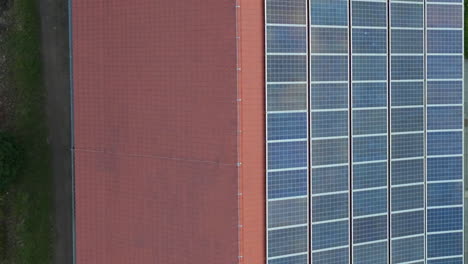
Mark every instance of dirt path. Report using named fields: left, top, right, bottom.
left=36, top=0, right=73, bottom=263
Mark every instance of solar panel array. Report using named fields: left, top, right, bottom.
left=265, top=0, right=463, bottom=263
left=309, top=0, right=350, bottom=263
left=426, top=0, right=464, bottom=263
left=266, top=0, right=309, bottom=263
left=350, top=0, right=389, bottom=263
left=390, top=1, right=425, bottom=263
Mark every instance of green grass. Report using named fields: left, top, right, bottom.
left=0, top=0, right=53, bottom=263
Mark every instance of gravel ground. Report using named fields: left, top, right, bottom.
left=36, top=0, right=73, bottom=262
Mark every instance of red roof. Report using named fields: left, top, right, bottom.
left=72, top=1, right=241, bottom=263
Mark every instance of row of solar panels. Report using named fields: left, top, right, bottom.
left=265, top=0, right=463, bottom=263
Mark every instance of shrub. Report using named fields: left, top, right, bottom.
left=0, top=131, right=22, bottom=191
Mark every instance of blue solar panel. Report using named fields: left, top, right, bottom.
left=265, top=0, right=463, bottom=262
left=352, top=82, right=388, bottom=108
left=311, top=165, right=349, bottom=194
left=353, top=162, right=388, bottom=189
left=268, top=226, right=309, bottom=257
left=391, top=158, right=424, bottom=185
left=427, top=232, right=463, bottom=258
left=428, top=207, right=463, bottom=232
left=427, top=81, right=463, bottom=105
left=266, top=0, right=309, bottom=262
left=268, top=169, right=308, bottom=199
left=391, top=81, right=424, bottom=106
left=391, top=210, right=425, bottom=237
left=268, top=198, right=308, bottom=228
left=350, top=1, right=389, bottom=261
left=312, top=247, right=349, bottom=264
left=353, top=188, right=387, bottom=217
left=392, top=235, right=425, bottom=263
left=311, top=220, right=348, bottom=250
left=389, top=3, right=425, bottom=259
left=310, top=3, right=350, bottom=261
left=427, top=156, right=463, bottom=181
left=353, top=241, right=388, bottom=263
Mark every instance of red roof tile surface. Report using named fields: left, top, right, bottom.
left=72, top=0, right=265, bottom=263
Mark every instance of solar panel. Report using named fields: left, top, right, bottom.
left=266, top=0, right=309, bottom=263
left=389, top=1, right=426, bottom=263
left=425, top=0, right=464, bottom=262
left=309, top=0, right=350, bottom=262
left=350, top=1, right=389, bottom=262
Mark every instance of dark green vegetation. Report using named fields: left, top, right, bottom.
left=0, top=0, right=53, bottom=262
left=0, top=132, right=22, bottom=191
